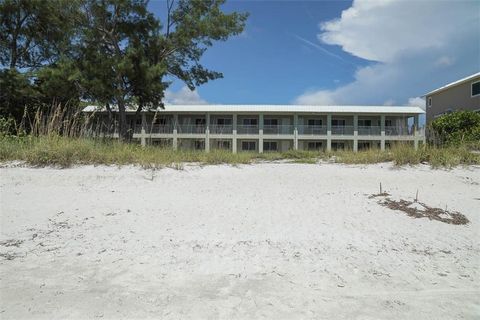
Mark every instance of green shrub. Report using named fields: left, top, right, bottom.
left=0, top=117, right=17, bottom=137
left=430, top=110, right=480, bottom=146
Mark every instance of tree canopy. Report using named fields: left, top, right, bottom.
left=0, top=0, right=247, bottom=139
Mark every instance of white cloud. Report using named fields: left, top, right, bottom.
left=406, top=97, right=425, bottom=109
left=163, top=86, right=207, bottom=105
left=294, top=0, right=480, bottom=106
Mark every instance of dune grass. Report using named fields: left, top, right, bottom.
left=0, top=135, right=478, bottom=169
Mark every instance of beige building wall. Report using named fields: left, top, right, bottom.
left=426, top=76, right=480, bottom=123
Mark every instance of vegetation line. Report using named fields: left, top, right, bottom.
left=0, top=135, right=478, bottom=169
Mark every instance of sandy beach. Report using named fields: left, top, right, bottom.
left=1, top=163, right=479, bottom=319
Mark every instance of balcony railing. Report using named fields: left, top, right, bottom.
left=263, top=125, right=294, bottom=135
left=298, top=125, right=327, bottom=135
left=148, top=124, right=174, bottom=134
left=332, top=125, right=354, bottom=135
left=385, top=126, right=413, bottom=136
left=92, top=123, right=421, bottom=138
left=209, top=125, right=233, bottom=134
left=177, top=124, right=205, bottom=134
left=237, top=124, right=259, bottom=134
left=358, top=126, right=381, bottom=136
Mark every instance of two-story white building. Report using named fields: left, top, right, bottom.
left=83, top=104, right=425, bottom=152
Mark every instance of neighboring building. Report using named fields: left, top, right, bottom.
left=424, top=72, right=480, bottom=123
left=83, top=105, right=425, bottom=152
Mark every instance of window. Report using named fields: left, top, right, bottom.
left=332, top=119, right=346, bottom=126
left=264, top=141, right=278, bottom=151
left=428, top=97, right=432, bottom=108
left=307, top=119, right=322, bottom=126
left=264, top=118, right=278, bottom=126
left=135, top=118, right=142, bottom=125
left=216, top=118, right=232, bottom=125
left=385, top=119, right=393, bottom=127
left=241, top=141, right=256, bottom=151
left=307, top=141, right=322, bottom=150
left=242, top=118, right=257, bottom=126
left=358, top=119, right=372, bottom=127
left=472, top=81, right=480, bottom=97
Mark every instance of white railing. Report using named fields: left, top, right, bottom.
left=385, top=126, right=413, bottom=136
left=148, top=124, right=174, bottom=134
left=209, top=125, right=233, bottom=134
left=263, top=125, right=294, bottom=135
left=358, top=126, right=381, bottom=136
left=177, top=124, right=205, bottom=134
left=332, top=125, right=354, bottom=135
left=298, top=125, right=327, bottom=135
left=237, top=125, right=259, bottom=134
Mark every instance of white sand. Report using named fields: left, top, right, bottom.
left=0, top=163, right=479, bottom=319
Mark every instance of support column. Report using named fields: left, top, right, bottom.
left=259, top=114, right=264, bottom=153
left=205, top=113, right=210, bottom=152
left=414, top=114, right=419, bottom=150
left=140, top=112, right=146, bottom=147
left=232, top=114, right=237, bottom=153
left=173, top=114, right=178, bottom=150
left=353, top=114, right=358, bottom=152
left=327, top=114, right=332, bottom=152
left=380, top=114, right=386, bottom=151
left=293, top=114, right=299, bottom=150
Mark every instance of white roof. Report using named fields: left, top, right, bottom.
left=83, top=104, right=424, bottom=114
left=424, top=72, right=480, bottom=96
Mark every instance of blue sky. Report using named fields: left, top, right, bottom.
left=149, top=0, right=480, bottom=106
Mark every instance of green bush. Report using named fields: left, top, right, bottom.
left=430, top=110, right=480, bottom=146
left=0, top=117, right=16, bottom=137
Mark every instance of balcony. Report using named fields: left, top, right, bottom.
left=332, top=125, right=354, bottom=135
left=177, top=124, right=205, bottom=134
left=358, top=126, right=381, bottom=136
left=209, top=125, right=233, bottom=134
left=237, top=125, right=259, bottom=134
left=298, top=125, right=327, bottom=135
left=148, top=124, right=174, bottom=134
left=385, top=126, right=412, bottom=136
left=263, top=125, right=294, bottom=135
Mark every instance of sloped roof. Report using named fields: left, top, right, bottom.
left=424, top=72, right=480, bottom=96
left=83, top=104, right=424, bottom=114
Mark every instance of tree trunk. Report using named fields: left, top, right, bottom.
left=135, top=103, right=143, bottom=135
left=117, top=98, right=128, bottom=142
left=105, top=103, right=113, bottom=136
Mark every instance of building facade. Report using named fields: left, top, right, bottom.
left=424, top=72, right=480, bottom=123
left=84, top=105, right=425, bottom=152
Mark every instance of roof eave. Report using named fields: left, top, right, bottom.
left=423, top=72, right=480, bottom=97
